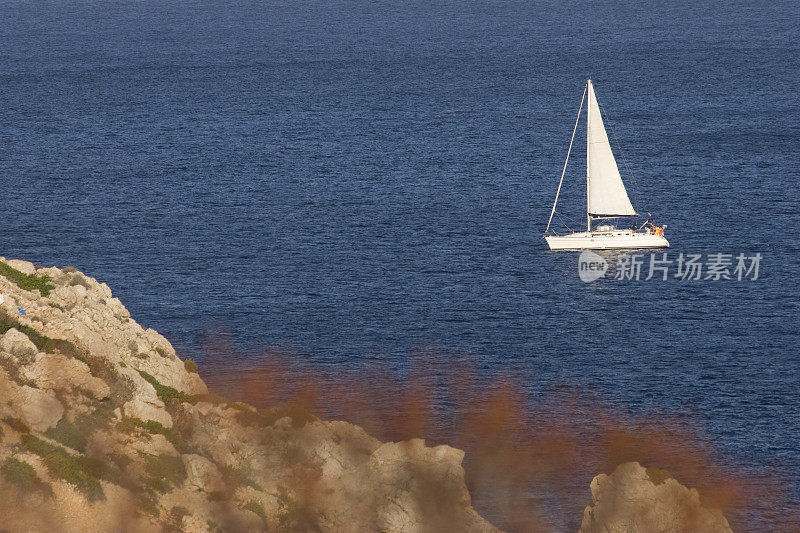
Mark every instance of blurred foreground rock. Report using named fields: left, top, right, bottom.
left=580, top=461, right=733, bottom=533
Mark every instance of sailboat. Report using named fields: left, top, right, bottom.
left=544, top=79, right=669, bottom=250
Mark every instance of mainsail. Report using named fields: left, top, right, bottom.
left=586, top=80, right=636, bottom=217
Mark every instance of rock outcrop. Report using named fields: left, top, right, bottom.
left=580, top=461, right=733, bottom=533
left=0, top=258, right=496, bottom=532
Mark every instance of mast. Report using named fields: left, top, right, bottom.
left=545, top=83, right=587, bottom=235
left=586, top=78, right=592, bottom=232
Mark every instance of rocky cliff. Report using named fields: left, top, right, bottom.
left=0, top=258, right=494, bottom=532
left=0, top=257, right=734, bottom=532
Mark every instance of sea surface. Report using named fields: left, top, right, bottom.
left=1, top=0, right=798, bottom=529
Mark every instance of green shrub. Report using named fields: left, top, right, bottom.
left=22, top=434, right=107, bottom=501
left=218, top=463, right=262, bottom=491
left=137, top=370, right=196, bottom=406
left=183, top=359, right=198, bottom=373
left=75, top=401, right=116, bottom=432
left=117, top=417, right=168, bottom=436
left=117, top=417, right=183, bottom=449
left=169, top=506, right=190, bottom=529
left=82, top=456, right=128, bottom=487
left=276, top=484, right=317, bottom=530
left=145, top=475, right=171, bottom=494
left=1, top=457, right=51, bottom=495
left=45, top=417, right=88, bottom=453
left=0, top=261, right=55, bottom=296
left=145, top=454, right=187, bottom=488
left=118, top=360, right=127, bottom=368
left=109, top=453, right=132, bottom=470
left=242, top=500, right=267, bottom=521
left=2, top=417, right=30, bottom=434
left=68, top=273, right=92, bottom=289
left=140, top=494, right=160, bottom=517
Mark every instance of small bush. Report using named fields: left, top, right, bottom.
left=2, top=417, right=30, bottom=434
left=68, top=273, right=93, bottom=289
left=117, top=417, right=169, bottom=437
left=45, top=417, right=88, bottom=453
left=137, top=370, right=196, bottom=406
left=145, top=475, right=171, bottom=494
left=242, top=500, right=267, bottom=521
left=183, top=359, right=198, bottom=373
left=0, top=261, right=55, bottom=296
left=117, top=417, right=183, bottom=449
left=75, top=401, right=116, bottom=432
left=82, top=456, right=128, bottom=487
left=218, top=463, right=262, bottom=491
left=168, top=506, right=190, bottom=530
left=1, top=457, right=51, bottom=495
left=140, top=494, right=160, bottom=517
left=22, top=434, right=106, bottom=502
left=145, top=454, right=187, bottom=488
left=118, top=360, right=127, bottom=368
left=108, top=453, right=132, bottom=470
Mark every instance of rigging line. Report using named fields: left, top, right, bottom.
left=596, top=96, right=648, bottom=216
left=545, top=83, right=587, bottom=234
left=543, top=208, right=579, bottom=235
left=555, top=211, right=576, bottom=232
left=553, top=209, right=583, bottom=228
left=544, top=211, right=575, bottom=236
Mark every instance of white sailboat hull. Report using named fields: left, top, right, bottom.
left=545, top=230, right=669, bottom=250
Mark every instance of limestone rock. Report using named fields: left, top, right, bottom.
left=580, top=462, right=733, bottom=533
left=12, top=385, right=64, bottom=432
left=122, top=396, right=173, bottom=429
left=182, top=454, right=226, bottom=493
left=132, top=355, right=208, bottom=397
left=51, top=285, right=88, bottom=309
left=4, top=259, right=36, bottom=275
left=0, top=328, right=39, bottom=361
left=20, top=352, right=110, bottom=399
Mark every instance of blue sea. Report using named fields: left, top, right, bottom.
left=1, top=0, right=798, bottom=529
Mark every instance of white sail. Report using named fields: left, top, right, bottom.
left=586, top=80, right=636, bottom=217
